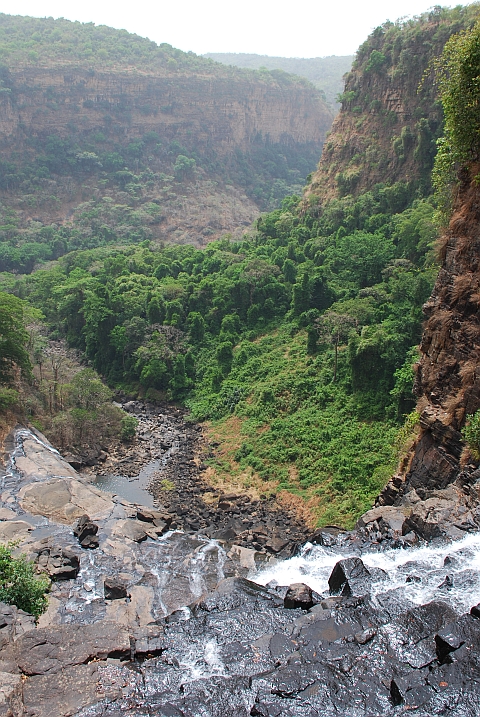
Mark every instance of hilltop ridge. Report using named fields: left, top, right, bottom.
left=203, top=53, right=353, bottom=110
left=0, top=14, right=333, bottom=272
left=306, top=4, right=479, bottom=206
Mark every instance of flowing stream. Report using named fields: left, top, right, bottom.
left=3, top=423, right=480, bottom=715
left=254, top=531, right=480, bottom=615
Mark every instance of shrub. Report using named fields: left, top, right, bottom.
left=462, top=410, right=480, bottom=461
left=0, top=543, right=50, bottom=618
left=121, top=414, right=138, bottom=441
left=0, top=387, right=18, bottom=411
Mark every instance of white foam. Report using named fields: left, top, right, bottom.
left=252, top=532, right=480, bottom=615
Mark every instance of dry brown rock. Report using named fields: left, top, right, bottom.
left=19, top=478, right=113, bottom=524
left=22, top=663, right=116, bottom=717
left=112, top=519, right=148, bottom=542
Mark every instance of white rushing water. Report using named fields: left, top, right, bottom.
left=252, top=532, right=480, bottom=615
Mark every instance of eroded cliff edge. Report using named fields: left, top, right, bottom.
left=377, top=167, right=480, bottom=533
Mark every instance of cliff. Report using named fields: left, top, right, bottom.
left=306, top=6, right=479, bottom=205
left=404, top=168, right=480, bottom=490
left=203, top=53, right=354, bottom=111
left=0, top=15, right=333, bottom=264
left=0, top=66, right=329, bottom=157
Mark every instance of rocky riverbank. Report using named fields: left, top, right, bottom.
left=80, top=401, right=313, bottom=559
left=1, top=415, right=480, bottom=716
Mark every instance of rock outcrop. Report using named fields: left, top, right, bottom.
left=364, top=167, right=480, bottom=542
left=306, top=7, right=478, bottom=204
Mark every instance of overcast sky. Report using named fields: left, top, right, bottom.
left=0, top=1, right=473, bottom=57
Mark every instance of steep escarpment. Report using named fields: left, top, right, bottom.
left=204, top=53, right=354, bottom=111
left=383, top=168, right=480, bottom=503
left=0, top=15, right=333, bottom=269
left=306, top=5, right=479, bottom=205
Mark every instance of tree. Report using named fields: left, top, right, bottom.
left=67, top=368, right=112, bottom=410
left=187, top=312, right=205, bottom=342
left=173, top=154, right=196, bottom=181
left=316, top=310, right=358, bottom=382
left=292, top=273, right=310, bottom=316
left=0, top=544, right=50, bottom=618
left=0, top=292, right=31, bottom=386
left=147, top=295, right=166, bottom=324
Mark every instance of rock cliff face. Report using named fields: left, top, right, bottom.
left=306, top=7, right=478, bottom=205
left=408, top=169, right=480, bottom=486
left=0, top=15, right=334, bottom=250
left=378, top=166, right=480, bottom=512
left=0, top=66, right=331, bottom=157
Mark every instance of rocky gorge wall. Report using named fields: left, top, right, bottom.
left=306, top=7, right=479, bottom=205
left=376, top=166, right=480, bottom=527
left=0, top=61, right=333, bottom=246
left=0, top=65, right=332, bottom=156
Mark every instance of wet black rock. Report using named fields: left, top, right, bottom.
left=284, top=583, right=314, bottom=610
left=435, top=613, right=480, bottom=663
left=104, top=577, right=128, bottom=600
left=328, top=557, right=372, bottom=597
left=72, top=514, right=99, bottom=549
left=470, top=602, right=480, bottom=619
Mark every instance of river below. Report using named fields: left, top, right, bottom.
left=0, top=412, right=480, bottom=716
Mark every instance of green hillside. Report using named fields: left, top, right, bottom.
left=2, top=7, right=478, bottom=528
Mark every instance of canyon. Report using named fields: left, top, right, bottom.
left=2, top=8, right=480, bottom=716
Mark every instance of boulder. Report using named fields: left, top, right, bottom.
left=35, top=546, right=80, bottom=580
left=307, top=528, right=341, bottom=547
left=72, top=514, right=99, bottom=549
left=395, top=601, right=458, bottom=646
left=402, top=497, right=460, bottom=540
left=435, top=614, right=480, bottom=663
left=356, top=506, right=406, bottom=534
left=265, top=536, right=290, bottom=554
left=328, top=557, right=372, bottom=597
left=470, top=603, right=480, bottom=619
left=112, top=519, right=148, bottom=542
left=284, top=583, right=314, bottom=610
left=104, top=576, right=128, bottom=600
left=136, top=508, right=172, bottom=529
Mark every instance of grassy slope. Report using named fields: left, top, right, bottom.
left=196, top=323, right=399, bottom=528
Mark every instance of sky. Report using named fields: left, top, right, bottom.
left=0, top=1, right=473, bottom=57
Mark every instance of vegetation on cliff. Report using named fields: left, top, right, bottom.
left=307, top=4, right=480, bottom=205
left=0, top=15, right=332, bottom=275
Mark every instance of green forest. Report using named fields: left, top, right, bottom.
left=1, top=7, right=479, bottom=527
left=0, top=180, right=437, bottom=525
